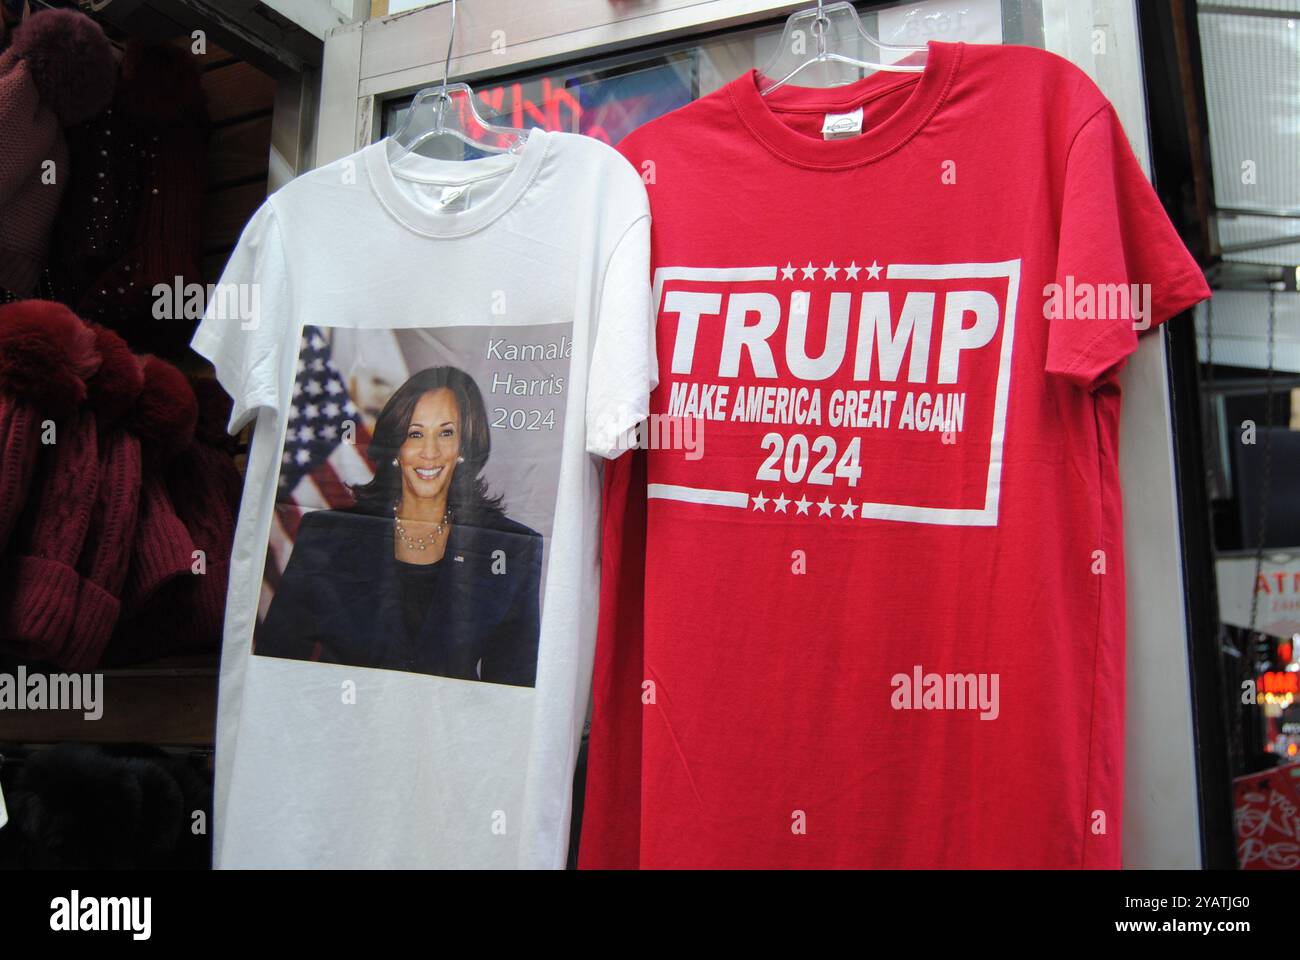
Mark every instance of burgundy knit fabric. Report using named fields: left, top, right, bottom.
left=0, top=299, right=98, bottom=553
left=0, top=401, right=42, bottom=552
left=118, top=461, right=195, bottom=615
left=0, top=42, right=64, bottom=293
left=114, top=354, right=197, bottom=615
left=0, top=409, right=100, bottom=665
left=0, top=10, right=116, bottom=294
left=65, top=426, right=143, bottom=670
left=106, top=440, right=240, bottom=664
left=107, top=378, right=241, bottom=664
left=174, top=440, right=240, bottom=644
left=60, top=324, right=148, bottom=670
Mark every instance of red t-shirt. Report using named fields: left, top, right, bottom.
left=581, top=41, right=1211, bottom=869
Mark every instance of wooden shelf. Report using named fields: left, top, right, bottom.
left=0, top=653, right=218, bottom=747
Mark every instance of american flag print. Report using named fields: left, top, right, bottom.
left=259, top=325, right=377, bottom=619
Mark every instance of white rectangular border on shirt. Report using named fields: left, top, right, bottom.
left=647, top=260, right=1021, bottom=528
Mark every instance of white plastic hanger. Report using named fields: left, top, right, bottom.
left=388, top=0, right=529, bottom=160
left=758, top=0, right=929, bottom=96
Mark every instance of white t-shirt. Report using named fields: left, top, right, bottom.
left=192, top=129, right=653, bottom=868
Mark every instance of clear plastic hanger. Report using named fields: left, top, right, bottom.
left=387, top=0, right=529, bottom=161
left=758, top=0, right=929, bottom=96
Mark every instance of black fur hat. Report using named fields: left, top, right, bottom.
left=0, top=743, right=211, bottom=869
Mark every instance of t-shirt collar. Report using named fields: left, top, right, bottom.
left=728, top=40, right=963, bottom=170
left=364, top=129, right=549, bottom=238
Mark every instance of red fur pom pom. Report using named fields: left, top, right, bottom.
left=129, top=355, right=198, bottom=461
left=11, top=9, right=117, bottom=125
left=0, top=300, right=99, bottom=417
left=86, top=324, right=145, bottom=427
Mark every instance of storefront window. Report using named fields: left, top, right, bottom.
left=382, top=1, right=1045, bottom=147
left=1195, top=0, right=1300, bottom=870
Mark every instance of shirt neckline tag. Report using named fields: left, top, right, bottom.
left=822, top=106, right=865, bottom=140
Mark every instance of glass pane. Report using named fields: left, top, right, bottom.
left=381, top=1, right=1045, bottom=151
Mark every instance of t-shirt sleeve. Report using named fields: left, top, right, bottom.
left=1046, top=103, right=1211, bottom=389
left=586, top=213, right=657, bottom=458
left=190, top=200, right=292, bottom=434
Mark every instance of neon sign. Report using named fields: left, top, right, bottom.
left=1260, top=673, right=1299, bottom=695
left=431, top=62, right=691, bottom=149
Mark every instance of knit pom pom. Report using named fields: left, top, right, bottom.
left=11, top=9, right=117, bottom=125
left=129, top=355, right=197, bottom=460
left=86, top=324, right=145, bottom=427
left=0, top=300, right=99, bottom=417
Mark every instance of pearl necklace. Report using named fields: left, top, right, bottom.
left=394, top=505, right=452, bottom=552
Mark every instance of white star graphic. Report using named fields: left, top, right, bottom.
left=822, top=261, right=840, bottom=280
left=866, top=260, right=884, bottom=280
left=303, top=403, right=319, bottom=420
left=795, top=496, right=812, bottom=515
left=294, top=448, right=311, bottom=466
left=844, top=261, right=861, bottom=280
left=773, top=493, right=790, bottom=513
left=801, top=262, right=818, bottom=280
left=817, top=497, right=835, bottom=517
left=840, top=498, right=858, bottom=519
left=781, top=262, right=796, bottom=280
left=305, top=379, right=323, bottom=397
left=752, top=491, right=769, bottom=512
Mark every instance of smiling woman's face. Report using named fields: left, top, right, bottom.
left=398, top=388, right=461, bottom=504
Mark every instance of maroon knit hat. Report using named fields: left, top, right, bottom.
left=107, top=378, right=240, bottom=664
left=0, top=401, right=101, bottom=665
left=62, top=325, right=147, bottom=671
left=0, top=9, right=116, bottom=294
left=118, top=355, right=198, bottom=615
left=127, top=354, right=199, bottom=466
left=0, top=299, right=98, bottom=553
left=169, top=378, right=240, bottom=647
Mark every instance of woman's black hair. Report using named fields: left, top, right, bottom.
left=350, top=366, right=504, bottom=518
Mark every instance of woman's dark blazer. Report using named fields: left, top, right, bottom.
left=255, top=506, right=544, bottom=686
